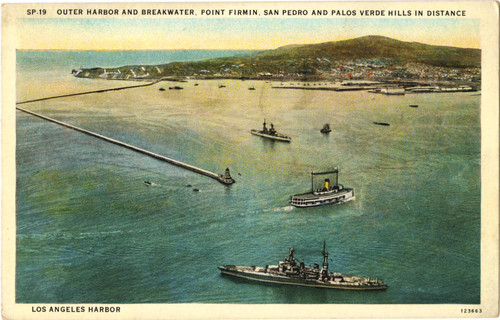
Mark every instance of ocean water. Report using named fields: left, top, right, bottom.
left=16, top=51, right=480, bottom=304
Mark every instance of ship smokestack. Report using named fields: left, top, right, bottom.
left=324, top=179, right=330, bottom=190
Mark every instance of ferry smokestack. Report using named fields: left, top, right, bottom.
left=324, top=179, right=330, bottom=190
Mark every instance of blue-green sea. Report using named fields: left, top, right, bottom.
left=16, top=51, right=480, bottom=304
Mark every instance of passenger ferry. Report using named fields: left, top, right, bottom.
left=290, top=169, right=354, bottom=208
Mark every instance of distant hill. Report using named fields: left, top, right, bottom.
left=75, top=36, right=481, bottom=80
left=257, top=35, right=480, bottom=68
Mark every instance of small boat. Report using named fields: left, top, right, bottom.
left=219, top=84, right=226, bottom=88
left=379, top=87, right=405, bottom=95
left=219, top=242, right=387, bottom=290
left=159, top=88, right=166, bottom=91
left=169, top=86, right=183, bottom=90
left=193, top=188, right=200, bottom=192
left=320, top=123, right=332, bottom=134
left=248, top=87, right=256, bottom=90
left=290, top=169, right=354, bottom=208
left=409, top=104, right=418, bottom=108
left=373, top=122, right=390, bottom=126
left=251, top=120, right=291, bottom=143
left=144, top=180, right=153, bottom=186
left=194, top=83, right=199, bottom=86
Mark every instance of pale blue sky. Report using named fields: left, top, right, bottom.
left=19, top=18, right=480, bottom=50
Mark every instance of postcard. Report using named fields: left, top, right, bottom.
left=2, top=1, right=498, bottom=319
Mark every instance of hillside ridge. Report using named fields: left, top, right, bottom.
left=74, top=35, right=481, bottom=82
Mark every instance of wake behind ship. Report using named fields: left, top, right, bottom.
left=219, top=243, right=387, bottom=290
left=251, top=120, right=291, bottom=142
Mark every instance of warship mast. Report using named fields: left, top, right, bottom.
left=321, top=241, right=329, bottom=280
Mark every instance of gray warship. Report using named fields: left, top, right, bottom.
left=251, top=120, right=291, bottom=142
left=219, top=243, right=387, bottom=290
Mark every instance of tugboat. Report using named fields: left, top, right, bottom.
left=290, top=168, right=354, bottom=208
left=219, top=242, right=387, bottom=290
left=320, top=123, right=332, bottom=134
left=251, top=120, right=291, bottom=142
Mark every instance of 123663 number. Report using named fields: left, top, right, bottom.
left=461, top=308, right=482, bottom=314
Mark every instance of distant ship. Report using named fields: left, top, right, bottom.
left=219, top=242, right=387, bottom=290
left=373, top=122, right=390, bottom=126
left=251, top=120, right=291, bottom=142
left=320, top=123, right=332, bottom=133
left=290, top=169, right=354, bottom=207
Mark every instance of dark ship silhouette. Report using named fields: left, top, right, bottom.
left=219, top=242, right=387, bottom=290
left=251, top=120, right=291, bottom=142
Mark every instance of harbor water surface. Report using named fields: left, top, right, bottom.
left=16, top=51, right=480, bottom=304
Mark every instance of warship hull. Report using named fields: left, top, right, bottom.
left=251, top=130, right=291, bottom=142
left=219, top=266, right=387, bottom=290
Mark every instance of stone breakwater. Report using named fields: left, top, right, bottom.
left=17, top=81, right=159, bottom=105
left=16, top=106, right=235, bottom=185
